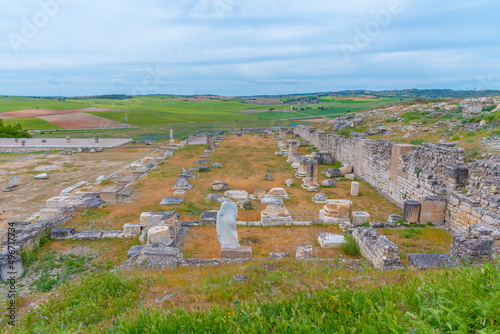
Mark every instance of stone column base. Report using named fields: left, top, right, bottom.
left=221, top=246, right=252, bottom=260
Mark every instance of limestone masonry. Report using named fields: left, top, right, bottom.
left=294, top=125, right=500, bottom=233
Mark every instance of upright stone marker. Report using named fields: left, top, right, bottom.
left=206, top=134, right=215, bottom=152
left=351, top=182, right=359, bottom=196
left=66, top=136, right=71, bottom=143
left=94, top=135, right=99, bottom=143
left=170, top=129, right=174, bottom=143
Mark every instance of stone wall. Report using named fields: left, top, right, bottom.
left=352, top=227, right=404, bottom=270
left=294, top=125, right=500, bottom=232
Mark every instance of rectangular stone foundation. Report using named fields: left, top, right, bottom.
left=221, top=246, right=252, bottom=260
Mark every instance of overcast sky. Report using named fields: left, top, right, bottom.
left=1, top=0, right=499, bottom=96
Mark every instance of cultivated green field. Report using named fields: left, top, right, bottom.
left=0, top=96, right=89, bottom=112
left=1, top=117, right=61, bottom=130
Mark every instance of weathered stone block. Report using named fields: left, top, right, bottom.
left=407, top=253, right=454, bottom=270
left=225, top=190, right=248, bottom=200
left=295, top=245, right=313, bottom=260
left=339, top=165, right=353, bottom=175
left=101, top=231, right=124, bottom=239
left=352, top=212, right=370, bottom=226
left=269, top=252, right=289, bottom=259
left=388, top=214, right=403, bottom=224
left=51, top=227, right=76, bottom=239
left=254, top=189, right=266, bottom=199
left=160, top=197, right=184, bottom=205
left=353, top=227, right=404, bottom=270
left=117, top=175, right=137, bottom=187
left=450, top=233, right=494, bottom=264
left=148, top=226, right=174, bottom=247
left=261, top=201, right=292, bottom=226
left=199, top=210, right=218, bottom=225
left=345, top=173, right=356, bottom=181
left=322, top=179, right=335, bottom=187
left=420, top=196, right=447, bottom=224
left=123, top=223, right=141, bottom=238
left=72, top=231, right=104, bottom=240
left=318, top=233, right=345, bottom=248
left=100, top=186, right=124, bottom=204
left=325, top=168, right=342, bottom=178
left=268, top=187, right=288, bottom=197
left=221, top=246, right=252, bottom=259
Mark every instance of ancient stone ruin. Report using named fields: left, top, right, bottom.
left=217, top=202, right=252, bottom=259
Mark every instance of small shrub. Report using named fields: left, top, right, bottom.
left=410, top=139, right=424, bottom=145
left=100, top=179, right=113, bottom=186
left=340, top=234, right=360, bottom=256
left=482, top=105, right=497, bottom=112
left=451, top=134, right=460, bottom=141
left=384, top=118, right=397, bottom=123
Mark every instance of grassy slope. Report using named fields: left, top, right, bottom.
left=8, top=260, right=500, bottom=333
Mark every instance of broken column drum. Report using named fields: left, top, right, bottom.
left=302, top=159, right=318, bottom=187
left=286, top=141, right=298, bottom=163
left=295, top=156, right=308, bottom=178
left=403, top=200, right=421, bottom=223
left=206, top=134, right=215, bottom=151
left=291, top=153, right=301, bottom=169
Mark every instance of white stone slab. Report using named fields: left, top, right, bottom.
left=318, top=233, right=345, bottom=248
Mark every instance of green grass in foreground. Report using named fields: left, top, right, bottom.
left=7, top=259, right=500, bottom=333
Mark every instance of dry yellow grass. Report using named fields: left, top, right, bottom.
left=182, top=225, right=357, bottom=259
left=60, top=134, right=403, bottom=264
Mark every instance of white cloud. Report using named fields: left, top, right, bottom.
left=111, top=79, right=129, bottom=86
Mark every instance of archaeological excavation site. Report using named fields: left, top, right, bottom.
left=1, top=98, right=499, bottom=331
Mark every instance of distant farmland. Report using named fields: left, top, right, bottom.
left=0, top=95, right=403, bottom=130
